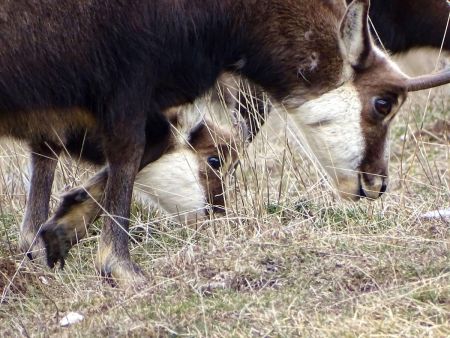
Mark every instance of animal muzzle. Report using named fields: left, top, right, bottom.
left=358, top=172, right=388, bottom=200
left=335, top=171, right=388, bottom=201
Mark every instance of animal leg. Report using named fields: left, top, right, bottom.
left=95, top=81, right=170, bottom=287
left=40, top=168, right=108, bottom=268
left=19, top=143, right=60, bottom=262
left=40, top=114, right=170, bottom=270
left=98, top=131, right=169, bottom=287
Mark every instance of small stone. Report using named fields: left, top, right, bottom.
left=59, top=312, right=84, bottom=327
left=38, top=276, right=50, bottom=285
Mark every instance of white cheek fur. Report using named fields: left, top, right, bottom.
left=289, top=84, right=364, bottom=181
left=133, top=149, right=206, bottom=218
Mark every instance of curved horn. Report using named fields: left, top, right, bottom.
left=407, top=69, right=450, bottom=92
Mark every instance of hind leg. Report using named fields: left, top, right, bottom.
left=19, top=143, right=60, bottom=262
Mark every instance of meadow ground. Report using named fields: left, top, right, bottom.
left=0, top=50, right=449, bottom=337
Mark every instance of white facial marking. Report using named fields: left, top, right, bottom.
left=289, top=84, right=364, bottom=192
left=134, top=149, right=206, bottom=220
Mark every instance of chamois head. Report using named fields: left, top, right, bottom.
left=134, top=100, right=239, bottom=222
left=287, top=0, right=450, bottom=200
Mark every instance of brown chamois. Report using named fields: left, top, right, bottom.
left=1, top=0, right=449, bottom=287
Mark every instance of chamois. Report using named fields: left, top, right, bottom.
left=47, top=0, right=450, bottom=247
left=1, top=0, right=450, bottom=287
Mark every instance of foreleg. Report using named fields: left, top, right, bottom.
left=19, top=143, right=60, bottom=262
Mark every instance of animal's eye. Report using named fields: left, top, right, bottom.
left=374, top=98, right=393, bottom=117
left=207, top=156, right=222, bottom=170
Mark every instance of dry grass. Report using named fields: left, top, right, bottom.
left=0, top=51, right=449, bottom=337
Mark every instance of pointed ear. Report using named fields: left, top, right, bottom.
left=215, top=75, right=269, bottom=143
left=232, top=85, right=269, bottom=142
left=166, top=103, right=205, bottom=143
left=339, top=0, right=374, bottom=69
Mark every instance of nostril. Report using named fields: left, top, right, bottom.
left=379, top=182, right=387, bottom=197
left=358, top=184, right=367, bottom=198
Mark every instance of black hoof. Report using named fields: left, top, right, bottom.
left=40, top=226, right=72, bottom=269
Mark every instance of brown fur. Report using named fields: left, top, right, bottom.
left=11, top=108, right=98, bottom=259
left=355, top=55, right=408, bottom=188
left=0, top=109, right=95, bottom=143
left=4, top=0, right=351, bottom=286
left=354, top=0, right=450, bottom=52
left=40, top=170, right=107, bottom=268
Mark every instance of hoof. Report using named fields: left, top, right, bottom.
left=37, top=186, right=99, bottom=269
left=39, top=225, right=72, bottom=269
left=96, top=256, right=148, bottom=290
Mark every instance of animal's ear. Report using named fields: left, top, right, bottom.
left=165, top=103, right=205, bottom=144
left=215, top=75, right=269, bottom=143
left=165, top=107, right=180, bottom=126
left=339, top=0, right=374, bottom=69
left=231, top=86, right=269, bottom=143
left=214, top=74, right=240, bottom=112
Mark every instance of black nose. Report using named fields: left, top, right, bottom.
left=358, top=182, right=367, bottom=198
left=379, top=182, right=387, bottom=197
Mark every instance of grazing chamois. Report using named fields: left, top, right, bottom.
left=2, top=0, right=450, bottom=287
left=47, top=0, right=450, bottom=248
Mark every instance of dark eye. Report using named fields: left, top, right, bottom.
left=207, top=156, right=221, bottom=170
left=374, top=98, right=393, bottom=117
